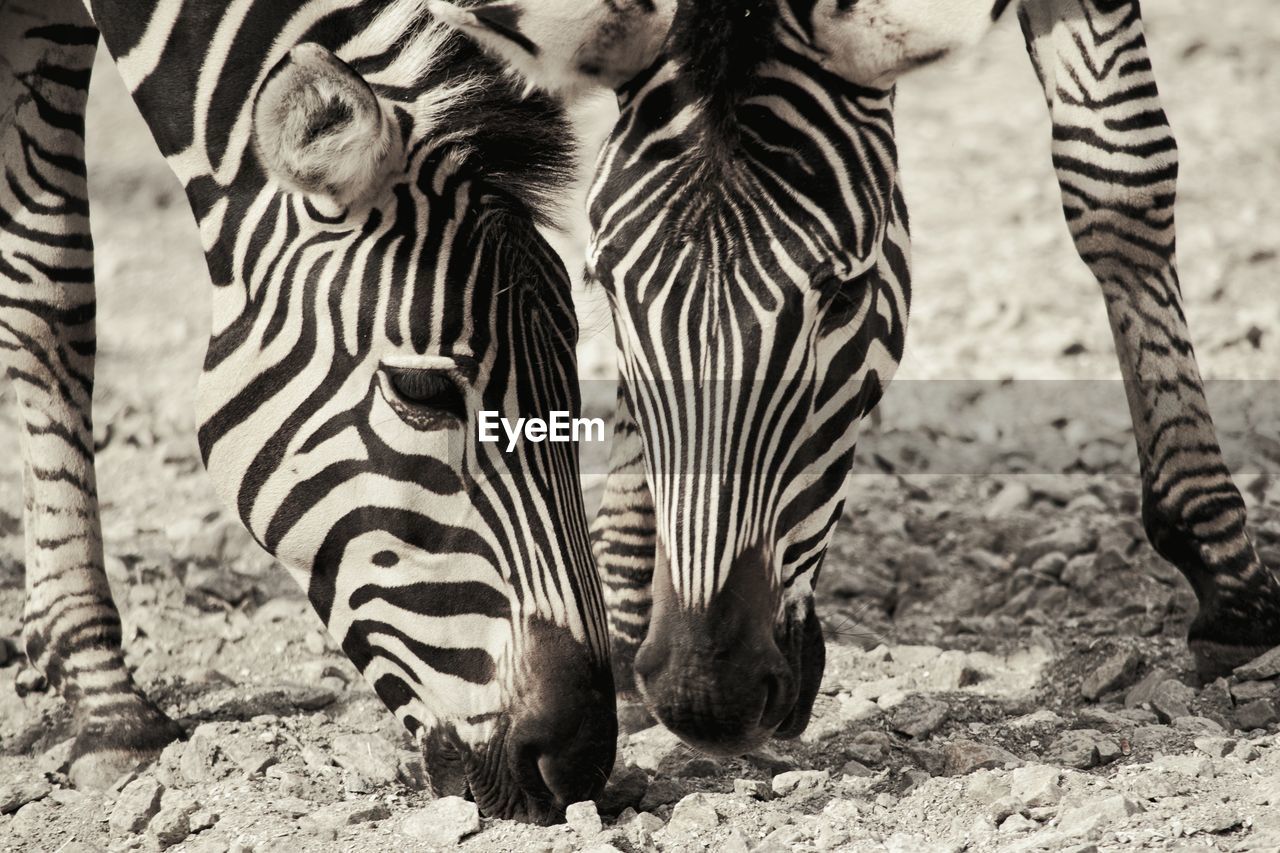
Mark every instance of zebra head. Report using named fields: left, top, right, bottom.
left=96, top=2, right=614, bottom=821
left=438, top=0, right=928, bottom=754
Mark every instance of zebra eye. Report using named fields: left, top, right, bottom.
left=384, top=368, right=468, bottom=422
left=817, top=274, right=865, bottom=335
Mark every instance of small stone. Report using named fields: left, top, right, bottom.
left=1124, top=668, right=1172, bottom=709
left=1193, top=736, right=1237, bottom=758
left=1080, top=649, right=1143, bottom=700
left=847, top=731, right=893, bottom=765
left=1000, top=813, right=1038, bottom=833
left=1149, top=679, right=1196, bottom=722
left=596, top=763, right=649, bottom=815
left=666, top=793, right=719, bottom=835
left=841, top=759, right=875, bottom=777
left=400, top=797, right=479, bottom=845
left=637, top=778, right=680, bottom=811
left=987, top=796, right=1025, bottom=823
left=1234, top=646, right=1280, bottom=681
left=1049, top=729, right=1103, bottom=769
left=943, top=740, right=1022, bottom=776
left=1009, top=765, right=1062, bottom=808
left=986, top=482, right=1032, bottom=518
left=0, top=776, right=52, bottom=815
left=329, top=733, right=400, bottom=789
left=1017, top=524, right=1098, bottom=567
left=304, top=800, right=391, bottom=828
left=626, top=725, right=683, bottom=773
left=110, top=777, right=165, bottom=834
left=1058, top=794, right=1143, bottom=838
left=771, top=769, right=830, bottom=796
left=1235, top=698, right=1279, bottom=731
left=837, top=695, right=883, bottom=723
left=622, top=811, right=665, bottom=843
left=733, top=779, right=772, bottom=799
left=719, top=828, right=752, bottom=853
left=1095, top=737, right=1122, bottom=764
left=1231, top=680, right=1279, bottom=702
left=190, top=809, right=219, bottom=832
left=1232, top=740, right=1262, bottom=762
left=964, top=770, right=1011, bottom=805
left=149, top=807, right=192, bottom=848
left=1172, top=715, right=1226, bottom=735
left=566, top=801, right=603, bottom=836
left=888, top=695, right=949, bottom=738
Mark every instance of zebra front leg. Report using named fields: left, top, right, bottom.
left=1020, top=0, right=1280, bottom=678
left=0, top=2, right=183, bottom=786
left=591, top=384, right=656, bottom=699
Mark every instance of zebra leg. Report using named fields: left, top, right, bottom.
left=0, top=1, right=183, bottom=786
left=591, top=383, right=656, bottom=699
left=1019, top=0, right=1280, bottom=679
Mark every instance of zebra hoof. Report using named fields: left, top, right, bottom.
left=67, top=705, right=185, bottom=790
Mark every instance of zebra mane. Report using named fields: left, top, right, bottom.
left=345, top=0, right=575, bottom=228
left=668, top=0, right=780, bottom=145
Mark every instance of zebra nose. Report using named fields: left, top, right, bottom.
left=503, top=620, right=617, bottom=817
left=632, top=547, right=797, bottom=755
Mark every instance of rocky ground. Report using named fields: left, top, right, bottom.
left=3, top=2, right=1280, bottom=852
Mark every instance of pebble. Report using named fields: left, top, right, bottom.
left=400, top=797, right=479, bottom=845
left=626, top=725, right=683, bottom=773
left=841, top=758, right=875, bottom=777
left=1048, top=729, right=1105, bottom=769
left=1016, top=523, right=1098, bottom=567
left=733, top=778, right=773, bottom=799
left=983, top=481, right=1034, bottom=514
left=1058, top=794, right=1143, bottom=838
left=771, top=769, right=830, bottom=796
left=1124, top=667, right=1172, bottom=709
left=1235, top=646, right=1280, bottom=681
left=620, top=810, right=665, bottom=843
left=1149, top=679, right=1196, bottom=722
left=888, top=695, right=950, bottom=738
left=665, top=793, right=719, bottom=835
left=1235, top=698, right=1279, bottom=731
left=329, top=732, right=401, bottom=789
left=999, top=813, right=1039, bottom=833
left=149, top=806, right=192, bottom=848
left=566, top=800, right=603, bottom=836
left=848, top=731, right=894, bottom=765
left=943, top=740, right=1022, bottom=775
left=596, top=763, right=649, bottom=815
left=0, top=775, right=51, bottom=815
left=1009, top=764, right=1062, bottom=807
left=1194, top=736, right=1237, bottom=759
left=838, top=695, right=883, bottom=723
left=304, top=800, right=391, bottom=828
left=110, top=777, right=165, bottom=835
left=1080, top=649, right=1144, bottom=700
left=1231, top=680, right=1278, bottom=702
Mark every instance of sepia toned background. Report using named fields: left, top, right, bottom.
left=2, top=2, right=1279, bottom=850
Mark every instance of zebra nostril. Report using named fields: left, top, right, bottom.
left=758, top=662, right=796, bottom=731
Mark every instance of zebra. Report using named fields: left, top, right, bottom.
left=1, top=0, right=615, bottom=820
left=436, top=0, right=1280, bottom=755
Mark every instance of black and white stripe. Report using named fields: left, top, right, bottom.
left=1, top=0, right=613, bottom=819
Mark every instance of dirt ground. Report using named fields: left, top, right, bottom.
left=3, top=2, right=1280, bottom=851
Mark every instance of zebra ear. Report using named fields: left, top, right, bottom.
left=253, top=43, right=398, bottom=206
left=811, top=0, right=996, bottom=87
left=428, top=0, right=673, bottom=95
